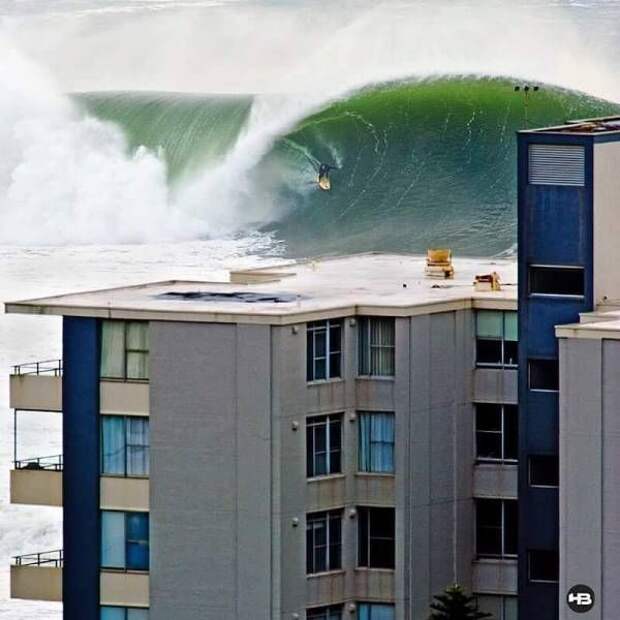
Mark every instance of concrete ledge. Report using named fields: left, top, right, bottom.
left=354, top=568, right=395, bottom=602
left=306, top=571, right=346, bottom=607
left=354, top=474, right=395, bottom=506
left=355, top=378, right=395, bottom=411
left=306, top=476, right=345, bottom=512
left=472, top=558, right=518, bottom=595
left=100, top=571, right=149, bottom=607
left=101, top=477, right=149, bottom=511
left=10, top=375, right=62, bottom=412
left=100, top=381, right=149, bottom=416
left=11, top=565, right=62, bottom=601
left=473, top=463, right=518, bottom=499
left=11, top=469, right=62, bottom=507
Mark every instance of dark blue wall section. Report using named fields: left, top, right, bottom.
left=517, top=133, right=595, bottom=620
left=63, top=317, right=100, bottom=620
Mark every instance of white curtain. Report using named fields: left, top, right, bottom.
left=101, top=321, right=126, bottom=378
left=359, top=412, right=395, bottom=473
left=102, top=417, right=125, bottom=475
left=126, top=418, right=149, bottom=476
left=101, top=511, right=126, bottom=569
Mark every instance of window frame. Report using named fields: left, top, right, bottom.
left=475, top=499, right=518, bottom=559
left=101, top=510, right=150, bottom=572
left=358, top=317, right=396, bottom=378
left=101, top=415, right=150, bottom=478
left=358, top=411, right=395, bottom=474
left=306, top=509, right=343, bottom=575
left=307, top=319, right=343, bottom=383
left=306, top=414, right=343, bottom=479
left=475, top=404, right=518, bottom=463
left=357, top=506, right=395, bottom=570
left=475, top=311, right=518, bottom=369
left=528, top=264, right=585, bottom=298
left=101, top=320, right=150, bottom=382
left=100, top=607, right=149, bottom=620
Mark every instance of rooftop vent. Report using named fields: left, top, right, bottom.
left=157, top=291, right=303, bottom=304
left=425, top=248, right=454, bottom=279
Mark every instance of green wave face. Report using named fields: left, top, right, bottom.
left=77, top=78, right=620, bottom=256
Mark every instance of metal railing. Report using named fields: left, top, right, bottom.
left=12, top=359, right=63, bottom=377
left=13, top=550, right=63, bottom=568
left=14, top=454, right=63, bottom=472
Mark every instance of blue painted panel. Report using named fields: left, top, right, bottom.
left=522, top=393, right=559, bottom=453
left=63, top=317, right=100, bottom=620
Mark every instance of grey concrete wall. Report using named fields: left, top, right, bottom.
left=149, top=321, right=272, bottom=620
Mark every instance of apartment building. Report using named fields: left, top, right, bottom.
left=6, top=253, right=520, bottom=620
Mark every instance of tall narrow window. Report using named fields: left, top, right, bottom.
left=101, top=511, right=149, bottom=571
left=306, top=510, right=342, bottom=574
left=358, top=507, right=395, bottom=569
left=476, top=499, right=518, bottom=558
left=476, top=311, right=518, bottom=367
left=307, top=414, right=342, bottom=478
left=528, top=550, right=559, bottom=583
left=358, top=412, right=395, bottom=473
left=307, top=319, right=342, bottom=382
left=307, top=605, right=343, bottom=620
left=101, top=416, right=149, bottom=476
left=528, top=359, right=559, bottom=391
left=101, top=321, right=149, bottom=381
left=357, top=603, right=395, bottom=620
left=101, top=608, right=149, bottom=620
left=359, top=318, right=395, bottom=377
left=475, top=404, right=518, bottom=462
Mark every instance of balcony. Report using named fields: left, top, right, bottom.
left=11, top=455, right=63, bottom=507
left=11, top=550, right=63, bottom=602
left=10, top=360, right=62, bottom=412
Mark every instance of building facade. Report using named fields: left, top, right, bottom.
left=6, top=255, right=520, bottom=620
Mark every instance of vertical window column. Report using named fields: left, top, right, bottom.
left=476, top=311, right=518, bottom=367
left=101, top=511, right=149, bottom=571
left=101, top=321, right=149, bottom=381
left=101, top=416, right=149, bottom=476
left=358, top=412, right=395, bottom=473
left=475, top=499, right=518, bottom=558
left=307, top=319, right=342, bottom=382
left=306, top=414, right=342, bottom=478
left=359, top=318, right=395, bottom=377
left=306, top=510, right=342, bottom=574
left=358, top=507, right=395, bottom=569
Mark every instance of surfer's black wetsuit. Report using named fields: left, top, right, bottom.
left=318, top=163, right=334, bottom=184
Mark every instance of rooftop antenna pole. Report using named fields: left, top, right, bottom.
left=514, top=84, right=540, bottom=129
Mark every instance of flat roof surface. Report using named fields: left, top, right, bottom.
left=522, top=114, right=620, bottom=136
left=556, top=308, right=620, bottom=340
left=4, top=253, right=517, bottom=324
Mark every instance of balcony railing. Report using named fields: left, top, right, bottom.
left=14, top=455, right=63, bottom=472
left=12, top=360, right=62, bottom=377
left=13, top=550, right=63, bottom=568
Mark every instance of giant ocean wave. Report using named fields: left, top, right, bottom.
left=75, top=77, right=619, bottom=256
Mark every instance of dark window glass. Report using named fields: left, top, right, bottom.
left=306, top=511, right=342, bottom=574
left=307, top=605, right=343, bottom=620
left=504, top=340, right=519, bottom=366
left=529, top=550, right=559, bottom=582
left=529, top=455, right=559, bottom=487
left=476, top=340, right=503, bottom=365
left=476, top=499, right=518, bottom=558
left=529, top=359, right=559, bottom=391
left=306, top=415, right=343, bottom=478
left=307, top=320, right=343, bottom=382
left=529, top=266, right=584, bottom=296
left=476, top=311, right=518, bottom=368
left=475, top=404, right=518, bottom=462
left=358, top=507, right=395, bottom=569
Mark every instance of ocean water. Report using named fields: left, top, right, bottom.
left=1, top=0, right=620, bottom=617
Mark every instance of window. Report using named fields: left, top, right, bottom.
left=357, top=603, right=395, bottom=620
left=476, top=499, right=517, bottom=558
left=306, top=510, right=342, bottom=574
left=101, top=321, right=149, bottom=380
left=101, top=416, right=149, bottom=476
left=307, top=414, right=342, bottom=478
left=476, top=595, right=517, bottom=620
left=358, top=412, right=395, bottom=473
left=528, top=550, right=559, bottom=582
left=101, top=511, right=149, bottom=571
left=358, top=507, right=395, bottom=569
left=529, top=266, right=584, bottom=297
left=359, top=318, right=395, bottom=377
left=307, top=605, right=343, bottom=620
left=476, top=311, right=518, bottom=367
left=529, top=455, right=559, bottom=487
left=528, top=359, right=559, bottom=391
left=101, top=608, right=149, bottom=620
left=475, top=404, right=518, bottom=462
left=307, top=320, right=342, bottom=382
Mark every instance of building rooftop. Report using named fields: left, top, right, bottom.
left=4, top=253, right=517, bottom=325
left=522, top=114, right=620, bottom=136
